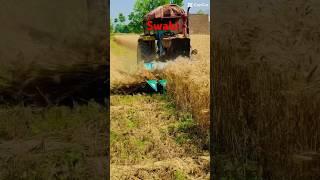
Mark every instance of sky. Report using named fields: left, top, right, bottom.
left=110, top=0, right=210, bottom=22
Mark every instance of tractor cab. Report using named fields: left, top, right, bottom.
left=143, top=4, right=188, bottom=37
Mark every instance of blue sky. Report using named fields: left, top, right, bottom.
left=110, top=0, right=210, bottom=22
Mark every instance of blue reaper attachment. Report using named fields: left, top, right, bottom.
left=144, top=62, right=167, bottom=94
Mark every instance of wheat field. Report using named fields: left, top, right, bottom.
left=110, top=34, right=210, bottom=179
left=164, top=35, right=210, bottom=132
left=110, top=34, right=210, bottom=133
left=212, top=0, right=320, bottom=178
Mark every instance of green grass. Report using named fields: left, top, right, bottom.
left=110, top=95, right=139, bottom=106
left=0, top=100, right=105, bottom=139
left=111, top=95, right=182, bottom=163
left=134, top=139, right=148, bottom=151
left=166, top=112, right=197, bottom=144
left=110, top=130, right=119, bottom=144
left=177, top=114, right=195, bottom=132
left=161, top=96, right=176, bottom=115
left=215, top=154, right=262, bottom=180
left=126, top=119, right=138, bottom=129
left=174, top=134, right=192, bottom=144
left=114, top=137, right=152, bottom=163
left=3, top=147, right=90, bottom=179
left=0, top=102, right=107, bottom=136
left=174, top=170, right=187, bottom=180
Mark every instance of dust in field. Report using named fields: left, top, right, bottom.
left=110, top=95, right=209, bottom=179
left=110, top=34, right=140, bottom=88
left=163, top=35, right=210, bottom=131
left=110, top=34, right=210, bottom=131
left=112, top=34, right=139, bottom=50
left=110, top=34, right=160, bottom=94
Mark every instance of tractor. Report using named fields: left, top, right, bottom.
left=137, top=3, right=192, bottom=65
left=137, top=4, right=193, bottom=93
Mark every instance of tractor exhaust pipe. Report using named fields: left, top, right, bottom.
left=187, top=7, right=191, bottom=35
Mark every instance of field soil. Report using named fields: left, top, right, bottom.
left=110, top=34, right=210, bottom=179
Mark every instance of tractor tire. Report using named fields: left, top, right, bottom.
left=158, top=38, right=190, bottom=61
left=171, top=38, right=190, bottom=58
left=137, top=39, right=156, bottom=66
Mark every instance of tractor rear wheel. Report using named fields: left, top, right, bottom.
left=137, top=39, right=156, bottom=66
left=158, top=38, right=190, bottom=60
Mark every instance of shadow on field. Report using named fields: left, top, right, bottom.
left=0, top=62, right=107, bottom=107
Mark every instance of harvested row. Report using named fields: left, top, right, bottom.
left=110, top=95, right=209, bottom=179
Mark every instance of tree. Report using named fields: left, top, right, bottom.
left=110, top=18, right=114, bottom=33
left=127, top=0, right=183, bottom=33
left=171, top=0, right=183, bottom=6
left=118, top=13, right=126, bottom=23
left=114, top=24, right=130, bottom=33
left=113, top=13, right=129, bottom=33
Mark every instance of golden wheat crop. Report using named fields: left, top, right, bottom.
left=164, top=35, right=210, bottom=131
left=212, top=0, right=320, bottom=178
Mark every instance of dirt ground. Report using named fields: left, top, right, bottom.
left=110, top=34, right=210, bottom=179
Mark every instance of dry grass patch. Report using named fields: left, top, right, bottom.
left=0, top=102, right=107, bottom=179
left=110, top=95, right=209, bottom=179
